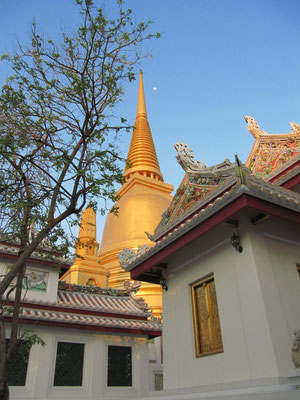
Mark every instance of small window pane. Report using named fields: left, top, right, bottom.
left=154, top=373, right=163, bottom=390
left=54, top=342, right=84, bottom=386
left=107, top=345, right=132, bottom=387
left=6, top=340, right=30, bottom=386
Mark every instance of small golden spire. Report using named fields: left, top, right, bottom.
left=78, top=206, right=96, bottom=241
left=124, top=71, right=163, bottom=181
left=61, top=205, right=108, bottom=286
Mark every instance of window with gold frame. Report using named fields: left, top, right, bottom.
left=190, top=274, right=223, bottom=357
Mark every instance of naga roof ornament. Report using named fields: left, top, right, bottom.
left=174, top=142, right=235, bottom=177
left=118, top=245, right=150, bottom=269
left=290, top=122, right=300, bottom=132
left=123, top=280, right=142, bottom=295
left=174, top=143, right=207, bottom=172
left=244, top=116, right=268, bottom=138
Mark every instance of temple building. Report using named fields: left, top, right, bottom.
left=124, top=118, right=300, bottom=400
left=0, top=242, right=162, bottom=399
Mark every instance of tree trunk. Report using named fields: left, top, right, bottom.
left=0, top=320, right=9, bottom=400
left=7, top=263, right=26, bottom=360
left=0, top=382, right=9, bottom=400
left=0, top=262, right=26, bottom=400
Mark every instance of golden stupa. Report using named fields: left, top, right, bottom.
left=62, top=206, right=108, bottom=286
left=99, top=71, right=173, bottom=317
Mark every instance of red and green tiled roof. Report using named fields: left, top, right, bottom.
left=3, top=283, right=162, bottom=338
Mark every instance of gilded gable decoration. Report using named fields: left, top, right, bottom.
left=245, top=117, right=300, bottom=179
left=153, top=145, right=237, bottom=236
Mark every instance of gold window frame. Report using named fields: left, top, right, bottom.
left=190, top=274, right=223, bottom=358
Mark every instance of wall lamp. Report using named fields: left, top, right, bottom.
left=160, top=276, right=168, bottom=291
left=231, top=232, right=243, bottom=253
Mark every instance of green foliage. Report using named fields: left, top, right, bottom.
left=18, top=330, right=46, bottom=363
left=0, top=0, right=158, bottom=267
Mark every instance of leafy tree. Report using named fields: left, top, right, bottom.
left=0, top=0, right=158, bottom=397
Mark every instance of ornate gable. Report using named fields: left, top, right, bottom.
left=153, top=144, right=237, bottom=240
left=245, top=116, right=300, bottom=179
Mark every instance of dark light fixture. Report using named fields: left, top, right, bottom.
left=231, top=232, right=243, bottom=253
left=159, top=276, right=168, bottom=291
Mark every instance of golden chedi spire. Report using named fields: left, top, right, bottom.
left=61, top=206, right=109, bottom=287
left=78, top=206, right=97, bottom=242
left=124, top=71, right=163, bottom=181
left=98, top=72, right=173, bottom=318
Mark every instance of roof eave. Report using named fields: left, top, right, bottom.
left=3, top=316, right=162, bottom=339
left=129, top=193, right=300, bottom=282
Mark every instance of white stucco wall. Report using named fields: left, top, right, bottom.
left=249, top=217, right=300, bottom=376
left=162, top=212, right=300, bottom=390
left=8, top=326, right=150, bottom=399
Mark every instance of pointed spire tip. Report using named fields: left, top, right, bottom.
left=136, top=69, right=147, bottom=117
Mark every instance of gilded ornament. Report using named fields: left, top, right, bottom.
left=290, top=122, right=300, bottom=132
left=244, top=115, right=268, bottom=138
left=123, top=280, right=141, bottom=294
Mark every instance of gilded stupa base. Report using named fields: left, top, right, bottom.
left=100, top=257, right=163, bottom=319
left=61, top=258, right=109, bottom=287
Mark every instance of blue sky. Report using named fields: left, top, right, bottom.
left=1, top=0, right=299, bottom=240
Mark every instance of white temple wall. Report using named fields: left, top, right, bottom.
left=7, top=325, right=150, bottom=399
left=245, top=216, right=300, bottom=376
left=162, top=213, right=300, bottom=390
